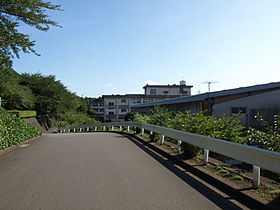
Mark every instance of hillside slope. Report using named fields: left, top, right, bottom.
left=0, top=107, right=41, bottom=149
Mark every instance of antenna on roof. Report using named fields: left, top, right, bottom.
left=201, top=81, right=218, bottom=115
left=201, top=81, right=218, bottom=93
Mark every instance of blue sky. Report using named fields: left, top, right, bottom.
left=13, top=0, right=280, bottom=97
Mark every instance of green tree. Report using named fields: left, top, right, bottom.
left=0, top=67, right=35, bottom=109
left=0, top=0, right=61, bottom=68
left=20, top=73, right=80, bottom=116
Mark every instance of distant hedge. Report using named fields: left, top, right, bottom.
left=8, top=110, right=37, bottom=118
left=0, top=107, right=41, bottom=150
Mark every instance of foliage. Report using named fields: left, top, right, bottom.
left=246, top=114, right=280, bottom=152
left=149, top=106, right=173, bottom=127
left=124, top=112, right=136, bottom=121
left=133, top=107, right=245, bottom=156
left=171, top=111, right=244, bottom=143
left=57, top=111, right=99, bottom=127
left=232, top=173, right=244, bottom=181
left=20, top=73, right=81, bottom=116
left=0, top=107, right=41, bottom=149
left=0, top=67, right=35, bottom=109
left=133, top=113, right=151, bottom=123
left=0, top=70, right=97, bottom=127
left=170, top=109, right=244, bottom=157
left=0, top=0, right=61, bottom=68
left=8, top=110, right=36, bottom=118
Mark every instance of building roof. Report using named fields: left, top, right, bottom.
left=102, top=94, right=182, bottom=99
left=134, top=81, right=280, bottom=108
left=143, top=84, right=193, bottom=89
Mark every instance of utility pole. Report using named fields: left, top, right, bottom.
left=201, top=81, right=218, bottom=115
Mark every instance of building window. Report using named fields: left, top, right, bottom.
left=119, top=115, right=125, bottom=119
left=131, top=98, right=141, bottom=104
left=163, top=91, right=168, bottom=94
left=108, top=112, right=114, bottom=116
left=121, top=109, right=127, bottom=112
left=231, top=107, right=246, bottom=114
left=108, top=102, right=114, bottom=106
left=143, top=98, right=153, bottom=103
left=154, top=98, right=164, bottom=102
left=150, top=89, right=156, bottom=95
left=121, top=99, right=126, bottom=103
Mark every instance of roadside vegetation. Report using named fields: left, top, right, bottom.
left=124, top=108, right=280, bottom=204
left=0, top=68, right=99, bottom=129
left=128, top=106, right=280, bottom=155
left=0, top=107, right=41, bottom=149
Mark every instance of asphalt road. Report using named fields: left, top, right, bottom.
left=0, top=133, right=242, bottom=210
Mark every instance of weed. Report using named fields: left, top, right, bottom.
left=232, top=173, right=244, bottom=181
left=215, top=165, right=229, bottom=173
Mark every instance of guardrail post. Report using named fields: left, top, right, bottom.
left=177, top=140, right=182, bottom=152
left=203, top=149, right=209, bottom=164
left=160, top=135, right=165, bottom=144
left=253, top=165, right=260, bottom=188
left=73, top=129, right=76, bottom=133
left=127, top=126, right=130, bottom=132
left=68, top=129, right=70, bottom=133
left=80, top=128, right=82, bottom=132
left=87, top=127, right=89, bottom=132
left=141, top=128, right=144, bottom=136
left=95, top=127, right=97, bottom=131
left=103, top=126, right=106, bottom=131
left=120, top=126, right=123, bottom=131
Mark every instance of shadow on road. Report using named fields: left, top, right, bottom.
left=113, top=132, right=268, bottom=210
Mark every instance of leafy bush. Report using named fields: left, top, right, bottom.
left=149, top=132, right=160, bottom=142
left=171, top=111, right=244, bottom=143
left=133, top=113, right=151, bottom=123
left=133, top=107, right=245, bottom=157
left=246, top=114, right=280, bottom=152
left=0, top=107, right=41, bottom=149
left=149, top=106, right=173, bottom=127
left=124, top=112, right=136, bottom=121
left=57, top=111, right=99, bottom=127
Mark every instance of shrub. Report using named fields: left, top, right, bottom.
left=133, top=107, right=245, bottom=157
left=181, top=142, right=202, bottom=158
left=246, top=114, right=280, bottom=152
left=0, top=107, right=41, bottom=149
left=57, top=111, right=99, bottom=127
left=133, top=113, right=151, bottom=123
left=149, top=133, right=160, bottom=142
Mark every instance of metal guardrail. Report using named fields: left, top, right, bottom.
left=58, top=122, right=280, bottom=187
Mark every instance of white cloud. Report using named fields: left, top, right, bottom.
left=144, top=80, right=160, bottom=85
left=104, top=83, right=113, bottom=87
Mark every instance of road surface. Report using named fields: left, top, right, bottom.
left=0, top=133, right=242, bottom=209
